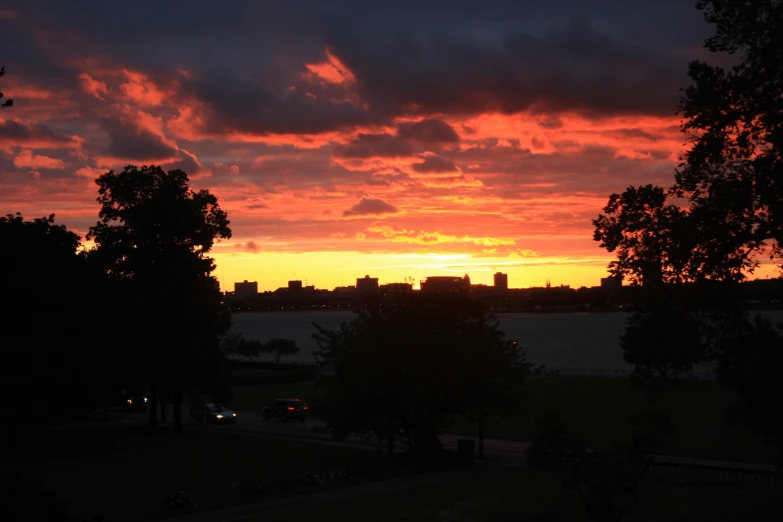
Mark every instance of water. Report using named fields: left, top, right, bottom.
left=230, top=310, right=783, bottom=376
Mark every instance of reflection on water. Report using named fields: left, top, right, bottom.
left=230, top=310, right=783, bottom=377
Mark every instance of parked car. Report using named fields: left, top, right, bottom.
left=261, top=399, right=308, bottom=422
left=121, top=392, right=148, bottom=412
left=194, top=403, right=237, bottom=424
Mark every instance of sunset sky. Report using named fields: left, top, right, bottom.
left=3, top=0, right=766, bottom=291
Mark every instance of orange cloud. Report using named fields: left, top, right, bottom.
left=13, top=150, right=65, bottom=169
left=305, top=50, right=356, bottom=85
left=78, top=73, right=109, bottom=99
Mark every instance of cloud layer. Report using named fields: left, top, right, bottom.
left=0, top=0, right=715, bottom=288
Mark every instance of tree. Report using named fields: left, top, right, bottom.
left=676, top=0, right=783, bottom=270
left=716, top=315, right=783, bottom=464
left=263, top=338, right=300, bottom=364
left=313, top=293, right=526, bottom=463
left=221, top=332, right=264, bottom=362
left=454, top=308, right=529, bottom=459
left=0, top=214, right=126, bottom=443
left=620, top=304, right=706, bottom=382
left=87, top=165, right=231, bottom=432
left=0, top=66, right=12, bottom=109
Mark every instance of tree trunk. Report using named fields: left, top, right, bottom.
left=172, top=387, right=183, bottom=434
left=148, top=366, right=158, bottom=428
left=478, top=404, right=485, bottom=460
left=160, top=390, right=167, bottom=424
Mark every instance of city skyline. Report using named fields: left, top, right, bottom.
left=225, top=270, right=577, bottom=294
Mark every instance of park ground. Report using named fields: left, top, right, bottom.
left=5, top=370, right=781, bottom=521
left=6, top=423, right=780, bottom=522
left=231, top=370, right=780, bottom=464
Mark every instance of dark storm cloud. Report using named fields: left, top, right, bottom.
left=100, top=118, right=178, bottom=161
left=0, top=119, right=78, bottom=146
left=397, top=119, right=460, bottom=143
left=4, top=0, right=711, bottom=133
left=333, top=118, right=460, bottom=158
left=182, top=74, right=384, bottom=136
left=411, top=156, right=458, bottom=173
left=333, top=133, right=415, bottom=158
left=343, top=196, right=398, bottom=216
left=325, top=19, right=688, bottom=119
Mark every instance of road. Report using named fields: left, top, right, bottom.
left=121, top=408, right=783, bottom=477
left=216, top=410, right=529, bottom=463
left=119, top=407, right=528, bottom=463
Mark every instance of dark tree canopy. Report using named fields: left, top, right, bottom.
left=0, top=66, right=12, bottom=109
left=595, top=1, right=783, bottom=283
left=263, top=338, right=300, bottom=364
left=717, top=316, right=783, bottom=461
left=313, top=293, right=527, bottom=460
left=593, top=185, right=693, bottom=285
left=0, top=214, right=126, bottom=435
left=675, top=0, right=783, bottom=273
left=87, top=165, right=232, bottom=431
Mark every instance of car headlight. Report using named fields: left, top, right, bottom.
left=232, top=413, right=237, bottom=417
left=216, top=414, right=224, bottom=419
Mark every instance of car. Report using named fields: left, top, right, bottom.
left=261, top=399, right=308, bottom=422
left=121, top=392, right=148, bottom=412
left=194, top=403, right=237, bottom=424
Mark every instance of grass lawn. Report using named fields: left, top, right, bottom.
left=446, top=376, right=778, bottom=463
left=248, top=466, right=783, bottom=522
left=3, top=425, right=401, bottom=522
left=231, top=375, right=778, bottom=463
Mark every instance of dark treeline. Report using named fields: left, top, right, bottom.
left=591, top=0, right=783, bottom=465
left=1, top=165, right=233, bottom=442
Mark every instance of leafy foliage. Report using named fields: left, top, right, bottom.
left=263, top=338, right=300, bottom=363
left=87, top=165, right=232, bottom=431
left=221, top=332, right=265, bottom=362
left=677, top=0, right=783, bottom=266
left=717, top=315, right=783, bottom=462
left=620, top=306, right=706, bottom=381
left=313, top=293, right=527, bottom=460
left=0, top=66, right=12, bottom=109
left=0, top=214, right=127, bottom=434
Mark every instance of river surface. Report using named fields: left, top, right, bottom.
left=230, top=310, right=783, bottom=376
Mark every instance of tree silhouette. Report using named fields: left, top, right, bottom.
left=676, top=0, right=783, bottom=269
left=595, top=1, right=783, bottom=461
left=593, top=185, right=693, bottom=286
left=263, top=338, right=299, bottom=364
left=313, top=293, right=526, bottom=463
left=87, top=165, right=231, bottom=432
left=717, top=316, right=783, bottom=463
left=0, top=66, right=12, bottom=109
left=0, top=214, right=126, bottom=442
left=221, top=332, right=264, bottom=362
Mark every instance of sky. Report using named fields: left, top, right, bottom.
left=3, top=0, right=766, bottom=291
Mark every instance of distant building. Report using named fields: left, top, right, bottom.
left=380, top=282, right=413, bottom=295
left=600, top=275, right=623, bottom=289
left=494, top=272, right=509, bottom=290
left=288, top=280, right=303, bottom=291
left=421, top=274, right=471, bottom=293
left=333, top=285, right=357, bottom=293
left=234, top=280, right=258, bottom=296
left=356, top=275, right=379, bottom=293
